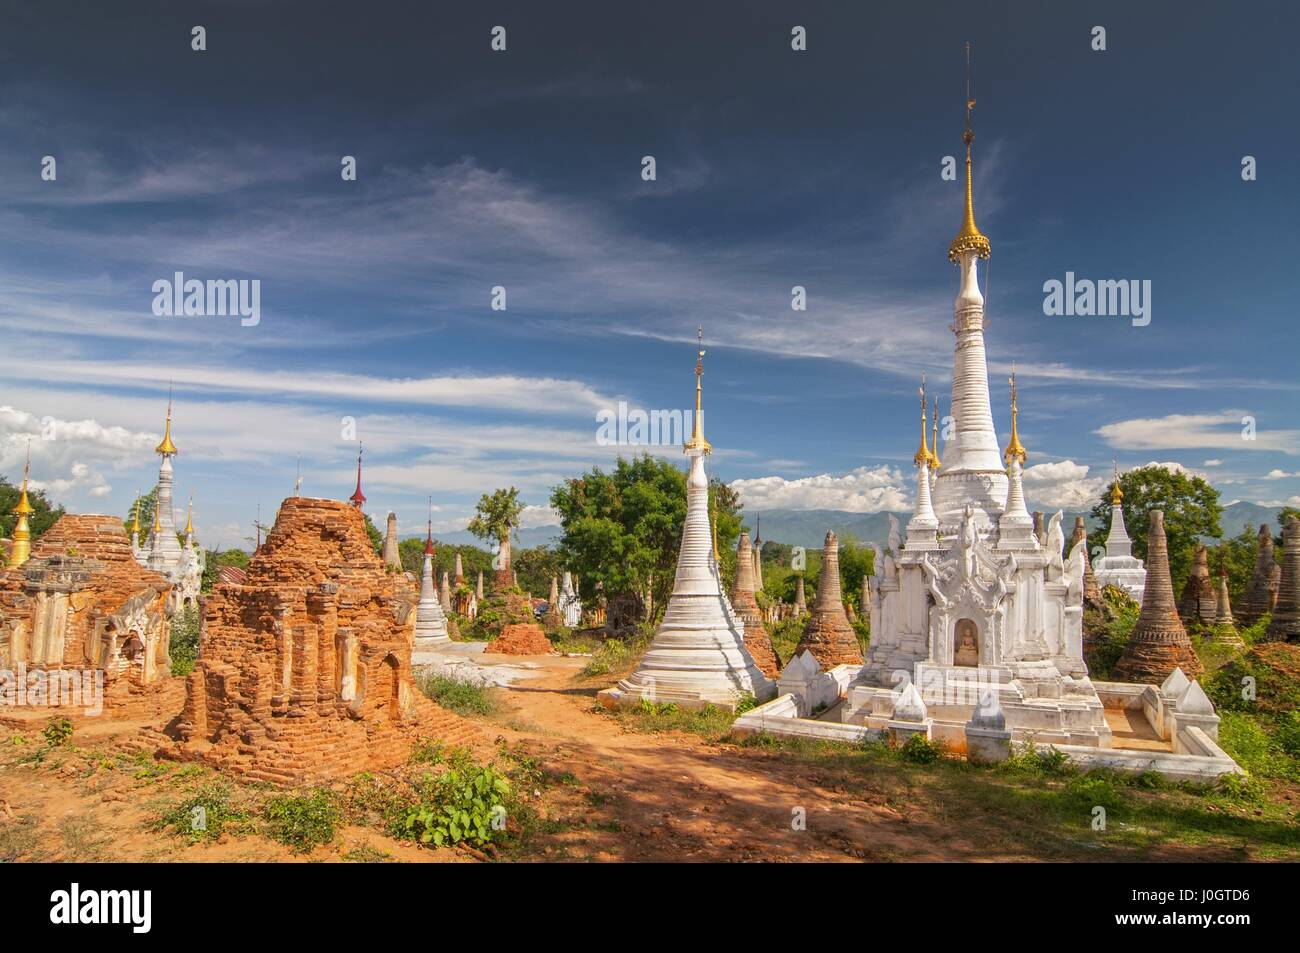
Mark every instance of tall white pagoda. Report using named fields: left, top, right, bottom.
left=132, top=399, right=204, bottom=614
left=412, top=515, right=451, bottom=660
left=852, top=79, right=1110, bottom=746
left=599, top=333, right=775, bottom=710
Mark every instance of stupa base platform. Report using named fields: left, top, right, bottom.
left=598, top=674, right=775, bottom=713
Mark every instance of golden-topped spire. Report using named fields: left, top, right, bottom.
left=1003, top=367, right=1026, bottom=466
left=913, top=375, right=932, bottom=467
left=1110, top=462, right=1124, bottom=504
left=152, top=500, right=161, bottom=534
left=948, top=42, right=991, bottom=263
left=929, top=396, right=942, bottom=470
left=14, top=440, right=34, bottom=517
left=9, top=443, right=34, bottom=568
left=131, top=491, right=142, bottom=535
left=710, top=503, right=720, bottom=563
left=683, top=326, right=713, bottom=455
left=184, top=495, right=195, bottom=537
left=155, top=389, right=178, bottom=457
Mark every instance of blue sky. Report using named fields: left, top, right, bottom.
left=1, top=1, right=1297, bottom=548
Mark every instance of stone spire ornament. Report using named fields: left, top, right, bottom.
left=1212, top=566, right=1245, bottom=647
left=546, top=575, right=561, bottom=625
left=793, top=575, right=807, bottom=616
left=454, top=552, right=464, bottom=587
left=1264, top=517, right=1300, bottom=642
left=1178, top=544, right=1217, bottom=625
left=382, top=511, right=401, bottom=569
left=1092, top=467, right=1147, bottom=600
left=929, top=396, right=942, bottom=490
left=732, top=532, right=780, bottom=678
left=476, top=571, right=484, bottom=601
left=440, top=571, right=452, bottom=613
left=1070, top=516, right=1101, bottom=602
left=1113, top=510, right=1202, bottom=682
left=794, top=530, right=864, bottom=669
left=413, top=512, right=451, bottom=658
left=907, top=376, right=940, bottom=548
left=598, top=330, right=774, bottom=710
left=752, top=514, right=764, bottom=594
left=1239, top=524, right=1277, bottom=625
left=348, top=442, right=366, bottom=509
left=930, top=48, right=1007, bottom=532
left=998, top=371, right=1036, bottom=549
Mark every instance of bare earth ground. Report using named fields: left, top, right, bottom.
left=1, top=652, right=1296, bottom=862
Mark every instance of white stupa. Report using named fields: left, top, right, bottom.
left=598, top=334, right=775, bottom=710
left=412, top=517, right=451, bottom=661
left=559, top=570, right=582, bottom=627
left=1091, top=472, right=1147, bottom=601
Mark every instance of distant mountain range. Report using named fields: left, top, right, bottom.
left=409, top=501, right=1285, bottom=553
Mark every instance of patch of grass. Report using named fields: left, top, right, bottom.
left=601, top=698, right=738, bottom=742
left=342, top=843, right=392, bottom=863
left=414, top=670, right=497, bottom=717
left=263, top=788, right=341, bottom=854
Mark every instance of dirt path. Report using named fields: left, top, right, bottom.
left=477, top=655, right=1007, bottom=862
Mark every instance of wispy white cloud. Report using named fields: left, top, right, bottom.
left=1096, top=412, right=1300, bottom=455
left=730, top=465, right=909, bottom=513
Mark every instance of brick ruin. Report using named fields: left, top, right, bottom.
left=0, top=515, right=178, bottom=724
left=164, top=497, right=476, bottom=783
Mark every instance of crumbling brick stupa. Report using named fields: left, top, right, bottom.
left=1114, top=510, right=1203, bottom=682
left=165, top=497, right=476, bottom=783
left=794, top=530, right=863, bottom=669
left=0, top=515, right=179, bottom=724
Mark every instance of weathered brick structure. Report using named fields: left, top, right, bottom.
left=1238, top=524, right=1278, bottom=626
left=732, top=532, right=780, bottom=678
left=1177, top=543, right=1217, bottom=626
left=489, top=622, right=554, bottom=655
left=166, top=497, right=475, bottom=782
left=0, top=514, right=178, bottom=723
left=1114, top=510, right=1203, bottom=682
left=794, top=530, right=864, bottom=669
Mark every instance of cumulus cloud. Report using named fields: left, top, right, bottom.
left=729, top=466, right=909, bottom=513
left=1096, top=412, right=1300, bottom=455
left=1020, top=460, right=1108, bottom=511
left=1263, top=469, right=1298, bottom=480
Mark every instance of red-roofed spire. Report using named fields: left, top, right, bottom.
left=424, top=496, right=435, bottom=556
left=349, top=443, right=366, bottom=508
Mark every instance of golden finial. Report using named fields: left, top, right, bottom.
left=929, top=396, right=942, bottom=470
left=684, top=325, right=713, bottom=454
left=1003, top=366, right=1026, bottom=466
left=14, top=440, right=34, bottom=516
left=131, top=490, right=141, bottom=534
left=152, top=499, right=161, bottom=534
left=184, top=495, right=195, bottom=537
left=9, top=441, right=34, bottom=567
left=155, top=387, right=178, bottom=457
left=1110, top=461, right=1124, bottom=504
left=913, top=375, right=932, bottom=467
left=948, top=42, right=991, bottom=263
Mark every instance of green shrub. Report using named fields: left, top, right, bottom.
left=156, top=783, right=248, bottom=844
left=170, top=604, right=201, bottom=676
left=263, top=788, right=341, bottom=854
left=398, top=765, right=512, bottom=848
left=42, top=718, right=73, bottom=747
left=898, top=733, right=945, bottom=765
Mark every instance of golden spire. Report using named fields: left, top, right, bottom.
left=184, top=495, right=195, bottom=537
left=14, top=441, right=34, bottom=516
left=913, top=375, right=932, bottom=467
left=131, top=491, right=141, bottom=534
left=155, top=389, right=178, bottom=457
left=929, top=396, right=942, bottom=470
left=948, top=42, right=991, bottom=263
left=9, top=444, right=34, bottom=569
left=152, top=498, right=161, bottom=534
left=1110, top=462, right=1124, bottom=504
left=683, top=326, right=713, bottom=455
left=1003, top=367, right=1026, bottom=466
left=10, top=442, right=34, bottom=568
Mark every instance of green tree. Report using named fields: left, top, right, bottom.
left=0, top=475, right=63, bottom=553
left=551, top=453, right=742, bottom=630
left=361, top=512, right=383, bottom=555
left=467, top=488, right=524, bottom=564
left=513, top=546, right=559, bottom=598
left=201, top=548, right=251, bottom=593
left=123, top=488, right=158, bottom=538
left=1086, top=465, right=1222, bottom=593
